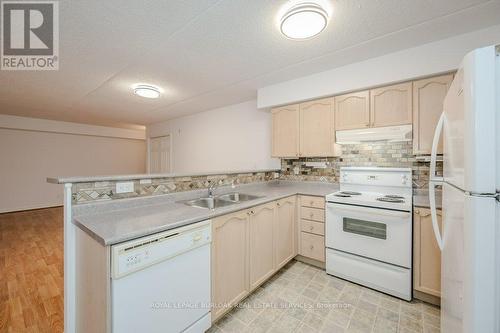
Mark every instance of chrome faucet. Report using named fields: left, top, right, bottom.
left=208, top=181, right=218, bottom=197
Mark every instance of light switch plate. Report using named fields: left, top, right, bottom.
left=116, top=181, right=134, bottom=194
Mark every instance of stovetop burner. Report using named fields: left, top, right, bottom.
left=339, top=191, right=362, bottom=196
left=384, top=195, right=405, bottom=199
left=377, top=197, right=405, bottom=203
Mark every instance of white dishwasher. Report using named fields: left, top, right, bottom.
left=111, top=221, right=212, bottom=333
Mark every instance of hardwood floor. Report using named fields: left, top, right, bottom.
left=0, top=207, right=64, bottom=333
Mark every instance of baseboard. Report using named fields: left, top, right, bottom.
left=0, top=205, right=63, bottom=215
left=294, top=255, right=325, bottom=269
left=413, top=290, right=441, bottom=306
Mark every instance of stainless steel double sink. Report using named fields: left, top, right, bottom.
left=180, top=192, right=263, bottom=210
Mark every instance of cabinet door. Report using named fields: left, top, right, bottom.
left=299, top=98, right=336, bottom=157
left=413, top=74, right=453, bottom=155
left=414, top=208, right=442, bottom=297
left=212, top=211, right=249, bottom=320
left=275, top=196, right=297, bottom=269
left=334, top=91, right=370, bottom=130
left=370, top=82, right=412, bottom=127
left=249, top=203, right=276, bottom=290
left=272, top=104, right=299, bottom=158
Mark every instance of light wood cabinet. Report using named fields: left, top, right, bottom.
left=370, top=82, right=412, bottom=127
left=272, top=99, right=339, bottom=158
left=275, top=196, right=297, bottom=269
left=414, top=208, right=442, bottom=297
left=298, top=196, right=326, bottom=263
left=271, top=104, right=299, bottom=158
left=249, top=203, right=276, bottom=289
left=212, top=211, right=249, bottom=320
left=299, top=98, right=336, bottom=157
left=413, top=74, right=453, bottom=155
left=334, top=91, right=370, bottom=130
left=212, top=198, right=299, bottom=321
left=299, top=232, right=325, bottom=262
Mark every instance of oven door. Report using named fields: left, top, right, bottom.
left=326, top=202, right=411, bottom=268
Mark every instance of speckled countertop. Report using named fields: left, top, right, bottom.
left=413, top=188, right=442, bottom=209
left=73, top=181, right=339, bottom=246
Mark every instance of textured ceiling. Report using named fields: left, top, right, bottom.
left=1, top=0, right=500, bottom=128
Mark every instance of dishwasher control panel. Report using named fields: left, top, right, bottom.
left=111, top=221, right=211, bottom=279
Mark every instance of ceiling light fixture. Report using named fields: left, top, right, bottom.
left=279, top=2, right=329, bottom=40
left=133, top=84, right=161, bottom=99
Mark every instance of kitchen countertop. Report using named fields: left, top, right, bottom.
left=48, top=168, right=280, bottom=184
left=413, top=188, right=442, bottom=209
left=73, top=181, right=339, bottom=246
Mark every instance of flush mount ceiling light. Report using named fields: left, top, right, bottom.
left=279, top=2, right=329, bottom=40
left=133, top=84, right=161, bottom=99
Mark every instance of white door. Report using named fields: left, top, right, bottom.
left=149, top=136, right=171, bottom=173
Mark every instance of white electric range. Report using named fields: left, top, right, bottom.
left=325, top=167, right=413, bottom=301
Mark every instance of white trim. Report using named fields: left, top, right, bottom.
left=0, top=114, right=146, bottom=140
left=63, top=183, right=76, bottom=333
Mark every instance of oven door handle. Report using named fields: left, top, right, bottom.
left=327, top=203, right=411, bottom=218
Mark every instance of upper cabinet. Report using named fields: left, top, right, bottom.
left=370, top=82, right=413, bottom=127
left=334, top=91, right=370, bottom=130
left=299, top=98, right=335, bottom=157
left=413, top=74, right=453, bottom=155
left=272, top=99, right=339, bottom=158
left=271, top=104, right=299, bottom=158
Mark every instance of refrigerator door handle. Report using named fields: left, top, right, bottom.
left=429, top=111, right=444, bottom=251
left=430, top=112, right=444, bottom=183
left=429, top=181, right=444, bottom=251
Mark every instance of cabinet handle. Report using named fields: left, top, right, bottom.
left=277, top=202, right=281, bottom=207
left=309, top=226, right=314, bottom=231
left=415, top=209, right=420, bottom=214
left=310, top=201, right=314, bottom=206
left=310, top=245, right=314, bottom=250
left=309, top=212, right=314, bottom=218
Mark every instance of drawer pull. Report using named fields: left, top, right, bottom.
left=309, top=212, right=314, bottom=218
left=277, top=202, right=281, bottom=207
left=310, top=201, right=314, bottom=206
left=310, top=245, right=314, bottom=250
left=309, top=226, right=314, bottom=231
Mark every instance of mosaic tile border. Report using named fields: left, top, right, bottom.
left=72, top=172, right=278, bottom=204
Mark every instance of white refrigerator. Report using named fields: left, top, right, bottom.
left=429, top=45, right=500, bottom=333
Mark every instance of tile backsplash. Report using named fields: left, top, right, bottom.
left=280, top=141, right=442, bottom=186
left=73, top=141, right=441, bottom=204
left=72, top=172, right=277, bottom=204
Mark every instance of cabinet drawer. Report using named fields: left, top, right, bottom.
left=300, top=195, right=325, bottom=209
left=300, top=219, right=324, bottom=236
left=300, top=232, right=325, bottom=262
left=301, top=207, right=325, bottom=222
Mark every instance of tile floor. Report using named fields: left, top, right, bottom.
left=210, top=260, right=440, bottom=333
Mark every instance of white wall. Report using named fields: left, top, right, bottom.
left=258, top=24, right=500, bottom=108
left=0, top=115, right=146, bottom=213
left=147, top=100, right=280, bottom=174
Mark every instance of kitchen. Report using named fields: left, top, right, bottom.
left=0, top=1, right=499, bottom=333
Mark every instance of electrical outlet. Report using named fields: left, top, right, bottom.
left=116, top=181, right=134, bottom=194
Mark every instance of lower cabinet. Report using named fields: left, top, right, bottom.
left=211, top=196, right=297, bottom=322
left=211, top=211, right=250, bottom=320
left=298, top=195, right=326, bottom=263
left=413, top=207, right=442, bottom=298
left=249, top=203, right=276, bottom=290
left=275, top=196, right=297, bottom=269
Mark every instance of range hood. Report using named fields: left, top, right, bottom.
left=336, top=125, right=412, bottom=144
